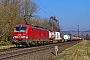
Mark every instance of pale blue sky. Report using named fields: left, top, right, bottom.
left=33, top=0, right=90, bottom=31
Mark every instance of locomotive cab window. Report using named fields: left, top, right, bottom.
left=14, top=27, right=26, bottom=32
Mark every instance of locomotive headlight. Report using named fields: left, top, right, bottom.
left=26, top=36, right=28, bottom=39
left=13, top=36, right=15, bottom=39
left=13, top=36, right=18, bottom=39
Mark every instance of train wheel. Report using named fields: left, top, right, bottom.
left=40, top=41, right=43, bottom=46
left=35, top=43, right=38, bottom=47
left=24, top=43, right=29, bottom=47
left=46, top=41, right=49, bottom=45
left=43, top=41, right=45, bottom=45
left=16, top=44, right=19, bottom=47
left=53, top=40, right=58, bottom=43
left=61, top=40, right=64, bottom=42
left=65, top=39, right=67, bottom=42
left=23, top=44, right=28, bottom=47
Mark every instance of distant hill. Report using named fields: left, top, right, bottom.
left=84, top=30, right=90, bottom=32
left=61, top=30, right=90, bottom=36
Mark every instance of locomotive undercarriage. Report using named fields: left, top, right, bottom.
left=12, top=39, right=51, bottom=47
left=12, top=40, right=30, bottom=47
left=12, top=38, right=64, bottom=47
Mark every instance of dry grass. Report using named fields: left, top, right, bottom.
left=0, top=45, right=15, bottom=49
left=52, top=40, right=90, bottom=60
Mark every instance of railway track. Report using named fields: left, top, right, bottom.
left=0, top=41, right=78, bottom=60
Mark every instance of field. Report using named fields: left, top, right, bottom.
left=52, top=40, right=90, bottom=60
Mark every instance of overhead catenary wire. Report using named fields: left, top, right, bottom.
left=32, top=0, right=79, bottom=31
left=37, top=0, right=78, bottom=30
left=36, top=0, right=55, bottom=15
left=31, top=0, right=51, bottom=16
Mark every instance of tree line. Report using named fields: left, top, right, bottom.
left=0, top=0, right=60, bottom=43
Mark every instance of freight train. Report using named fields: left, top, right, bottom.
left=12, top=24, right=81, bottom=47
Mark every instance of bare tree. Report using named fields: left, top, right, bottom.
left=41, top=18, right=51, bottom=30
left=0, top=0, right=38, bottom=42
left=0, top=0, right=23, bottom=42
left=49, top=16, right=60, bottom=32
left=19, top=0, right=37, bottom=24
left=0, top=0, right=52, bottom=43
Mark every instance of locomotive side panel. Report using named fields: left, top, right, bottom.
left=40, top=30, right=45, bottom=39
left=46, top=30, right=49, bottom=39
left=33, top=28, right=40, bottom=39
left=28, top=26, right=34, bottom=40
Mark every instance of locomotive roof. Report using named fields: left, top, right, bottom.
left=15, top=24, right=33, bottom=27
left=34, top=26, right=46, bottom=30
left=15, top=24, right=48, bottom=31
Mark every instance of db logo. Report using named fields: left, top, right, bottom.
left=18, top=34, right=21, bottom=38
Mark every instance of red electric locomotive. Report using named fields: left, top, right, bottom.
left=12, top=24, right=49, bottom=47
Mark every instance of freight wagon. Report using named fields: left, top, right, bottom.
left=63, top=34, right=71, bottom=42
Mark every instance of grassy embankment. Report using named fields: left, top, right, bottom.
left=0, top=41, right=15, bottom=49
left=52, top=40, right=90, bottom=60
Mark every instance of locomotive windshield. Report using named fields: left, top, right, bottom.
left=14, top=27, right=26, bottom=32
